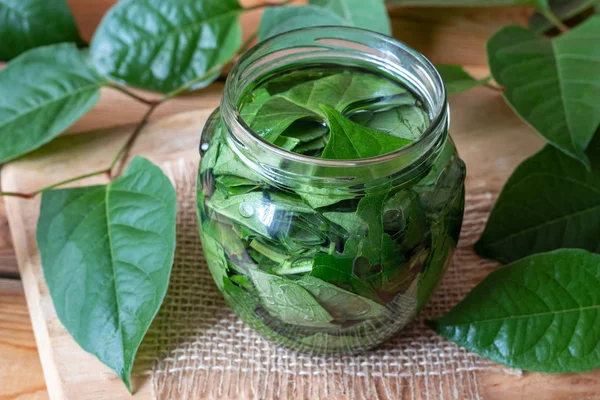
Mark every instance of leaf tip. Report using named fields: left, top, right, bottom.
left=425, top=318, right=440, bottom=332
left=119, top=370, right=133, bottom=394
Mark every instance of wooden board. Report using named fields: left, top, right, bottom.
left=0, top=278, right=48, bottom=400
left=6, top=84, right=600, bottom=399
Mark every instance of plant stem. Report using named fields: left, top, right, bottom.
left=0, top=168, right=110, bottom=199
left=484, top=82, right=503, bottom=92
left=107, top=82, right=156, bottom=106
left=539, top=7, right=570, bottom=33
left=110, top=102, right=161, bottom=178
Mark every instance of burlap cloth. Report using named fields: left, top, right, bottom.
left=135, top=160, right=519, bottom=400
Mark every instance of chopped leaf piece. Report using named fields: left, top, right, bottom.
left=320, top=106, right=412, bottom=159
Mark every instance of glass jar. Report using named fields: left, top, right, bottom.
left=197, top=27, right=465, bottom=355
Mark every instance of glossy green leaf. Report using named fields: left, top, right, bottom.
left=487, top=20, right=600, bottom=165
left=37, top=157, right=177, bottom=390
left=311, top=254, right=383, bottom=302
left=249, top=71, right=407, bottom=142
left=0, top=0, right=84, bottom=60
left=529, top=0, right=598, bottom=33
left=309, top=0, right=391, bottom=35
left=206, top=191, right=314, bottom=238
left=435, top=64, right=488, bottom=95
left=475, top=135, right=600, bottom=263
left=0, top=44, right=105, bottom=163
left=320, top=106, right=412, bottom=159
left=356, top=189, right=394, bottom=265
left=248, top=268, right=337, bottom=328
left=297, top=276, right=390, bottom=321
left=258, top=5, right=347, bottom=42
left=323, top=212, right=367, bottom=236
left=90, top=0, right=243, bottom=93
left=350, top=105, right=429, bottom=140
left=428, top=249, right=600, bottom=373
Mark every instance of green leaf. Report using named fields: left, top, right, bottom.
left=297, top=275, right=390, bottom=321
left=355, top=189, right=400, bottom=266
left=37, top=157, right=177, bottom=390
left=529, top=0, right=597, bottom=33
left=418, top=236, right=454, bottom=311
left=211, top=145, right=263, bottom=182
left=323, top=212, right=368, bottom=236
left=298, top=185, right=357, bottom=208
left=320, top=106, right=412, bottom=160
left=90, top=0, right=243, bottom=93
left=476, top=135, right=600, bottom=264
left=258, top=5, right=347, bottom=42
left=311, top=254, right=383, bottom=303
left=487, top=20, right=600, bottom=165
left=206, top=191, right=314, bottom=238
left=248, top=268, right=337, bottom=328
left=428, top=249, right=600, bottom=373
left=435, top=64, right=488, bottom=95
left=349, top=105, right=429, bottom=140
left=0, top=0, right=84, bottom=60
left=309, top=0, right=391, bottom=35
left=0, top=43, right=105, bottom=163
left=201, top=232, right=229, bottom=291
left=249, top=71, right=407, bottom=142
left=240, top=88, right=271, bottom=126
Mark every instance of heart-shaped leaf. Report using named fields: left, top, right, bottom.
left=429, top=249, right=600, bottom=373
left=0, top=0, right=84, bottom=60
left=37, top=157, right=177, bottom=391
left=529, top=0, right=598, bottom=33
left=475, top=133, right=600, bottom=263
left=90, top=0, right=243, bottom=93
left=0, top=43, right=105, bottom=163
left=435, top=64, right=488, bottom=95
left=487, top=19, right=600, bottom=165
left=258, top=5, right=347, bottom=42
left=309, top=0, right=391, bottom=35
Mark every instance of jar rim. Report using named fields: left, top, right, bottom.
left=221, top=26, right=448, bottom=170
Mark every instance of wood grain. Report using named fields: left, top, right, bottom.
left=0, top=278, right=48, bottom=400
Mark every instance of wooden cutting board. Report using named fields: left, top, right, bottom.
left=4, top=87, right=600, bottom=399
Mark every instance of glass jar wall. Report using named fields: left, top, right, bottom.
left=197, top=27, right=465, bottom=355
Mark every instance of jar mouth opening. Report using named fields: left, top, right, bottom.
left=222, top=26, right=448, bottom=168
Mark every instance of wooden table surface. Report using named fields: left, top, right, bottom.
left=0, top=2, right=539, bottom=399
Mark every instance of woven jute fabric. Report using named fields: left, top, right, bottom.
left=135, top=160, right=518, bottom=400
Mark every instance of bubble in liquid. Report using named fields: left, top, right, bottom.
left=239, top=202, right=254, bottom=218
